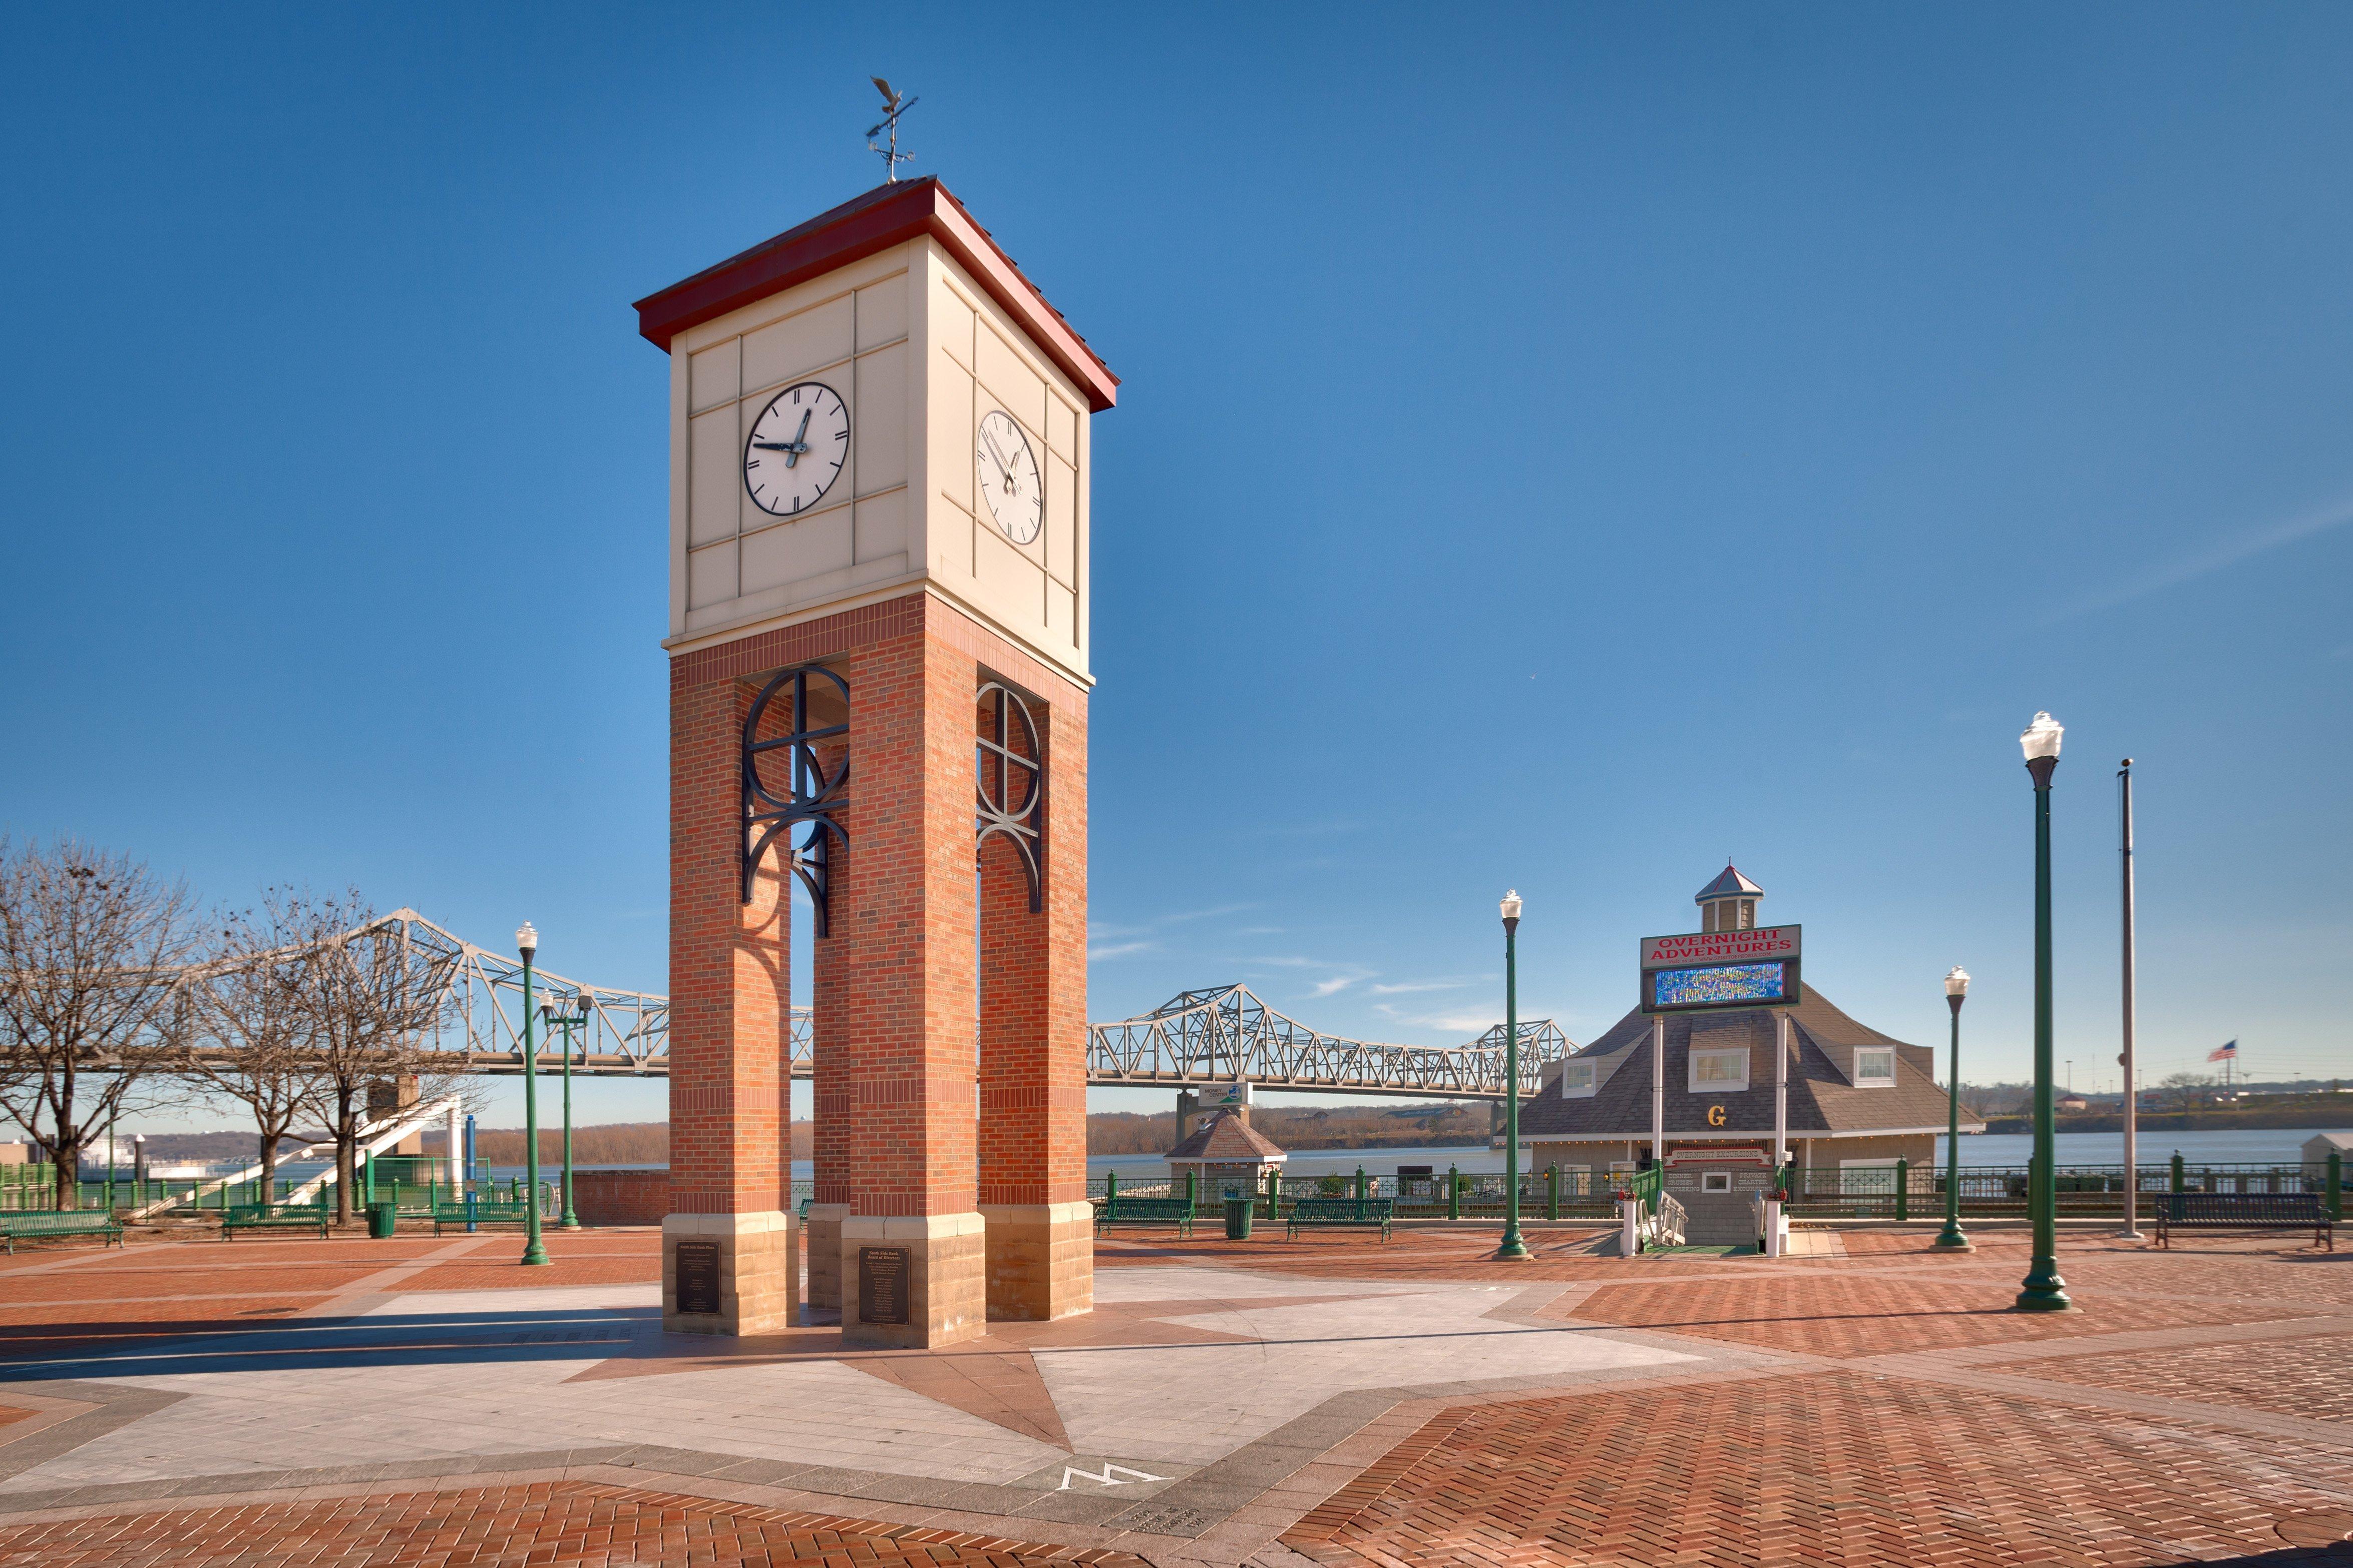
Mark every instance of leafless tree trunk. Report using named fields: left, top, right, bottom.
left=179, top=892, right=333, bottom=1203
left=0, top=839, right=196, bottom=1208
left=273, top=893, right=458, bottom=1225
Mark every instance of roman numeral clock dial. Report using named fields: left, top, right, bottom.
left=743, top=381, right=850, bottom=516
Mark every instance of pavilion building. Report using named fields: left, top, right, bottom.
left=1520, top=867, right=1980, bottom=1240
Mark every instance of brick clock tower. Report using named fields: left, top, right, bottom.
left=634, top=179, right=1114, bottom=1347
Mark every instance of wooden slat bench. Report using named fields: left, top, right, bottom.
left=221, top=1204, right=332, bottom=1240
left=431, top=1201, right=537, bottom=1235
left=1285, top=1197, right=1394, bottom=1240
left=2156, top=1191, right=2332, bottom=1251
left=0, top=1210, right=124, bottom=1254
left=1094, top=1197, right=1194, bottom=1238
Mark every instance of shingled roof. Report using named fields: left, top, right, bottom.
left=1518, top=982, right=1983, bottom=1142
left=1164, top=1109, right=1287, bottom=1164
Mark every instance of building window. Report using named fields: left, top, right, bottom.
left=1701, top=1172, right=1732, bottom=1194
left=1738, top=899, right=1755, bottom=929
left=1689, top=1047, right=1749, bottom=1093
left=1854, top=1049, right=1895, bottom=1087
left=1560, top=1060, right=1597, bottom=1098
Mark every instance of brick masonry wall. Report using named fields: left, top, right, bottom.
left=669, top=590, right=1088, bottom=1226
left=668, top=669, right=791, bottom=1216
left=571, top=1168, right=670, bottom=1226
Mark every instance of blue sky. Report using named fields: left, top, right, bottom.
left=3, top=5, right=2347, bottom=1134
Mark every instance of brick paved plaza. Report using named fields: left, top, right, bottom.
left=0, top=1223, right=2346, bottom=1566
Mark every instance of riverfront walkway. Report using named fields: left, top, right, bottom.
left=0, top=1225, right=2345, bottom=1565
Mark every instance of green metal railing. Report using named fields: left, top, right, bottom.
left=1081, top=1155, right=2343, bottom=1227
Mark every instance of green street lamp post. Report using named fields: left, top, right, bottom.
left=516, top=922, right=551, bottom=1267
left=1495, top=890, right=1530, bottom=1261
left=544, top=997, right=588, bottom=1230
left=1933, top=966, right=1972, bottom=1250
left=2015, top=714, right=2072, bottom=1311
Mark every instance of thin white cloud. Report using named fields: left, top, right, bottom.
left=1087, top=940, right=1154, bottom=960
left=1311, top=972, right=1369, bottom=997
left=1370, top=979, right=1469, bottom=996
left=2045, top=493, right=2353, bottom=624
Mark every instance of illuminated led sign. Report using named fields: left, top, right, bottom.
left=1640, top=925, right=1801, bottom=1014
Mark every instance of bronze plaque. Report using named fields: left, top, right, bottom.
left=858, top=1245, right=910, bottom=1325
left=674, top=1240, right=721, bottom=1315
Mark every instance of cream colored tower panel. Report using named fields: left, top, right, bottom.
left=666, top=244, right=921, bottom=642
left=662, top=232, right=1090, bottom=687
left=916, top=241, right=1090, bottom=682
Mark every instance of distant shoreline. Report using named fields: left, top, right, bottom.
left=1980, top=1108, right=2353, bottom=1135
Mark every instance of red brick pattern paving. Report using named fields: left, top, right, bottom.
left=1571, top=1273, right=2326, bottom=1354
left=2017, top=1331, right=2353, bottom=1423
left=1282, top=1369, right=2353, bottom=1567
left=1099, top=1230, right=1760, bottom=1282
left=0, top=1480, right=1150, bottom=1567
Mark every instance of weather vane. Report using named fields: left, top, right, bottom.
left=866, top=77, right=917, bottom=183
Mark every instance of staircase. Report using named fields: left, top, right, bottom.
left=1679, top=1191, right=1760, bottom=1247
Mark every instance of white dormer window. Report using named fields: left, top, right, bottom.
left=1688, top=1047, right=1750, bottom=1093
left=1560, top=1059, right=1597, bottom=1098
left=1854, top=1048, right=1896, bottom=1087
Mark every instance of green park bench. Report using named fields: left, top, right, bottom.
left=0, top=1209, right=125, bottom=1254
left=2156, top=1191, right=2332, bottom=1251
left=1284, top=1197, right=1394, bottom=1241
left=1094, top=1196, right=1194, bottom=1239
left=431, top=1200, right=537, bottom=1235
left=221, top=1203, right=332, bottom=1240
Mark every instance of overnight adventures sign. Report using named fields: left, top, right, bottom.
left=1640, top=926, right=1801, bottom=970
left=1638, top=925, right=1802, bottom=1014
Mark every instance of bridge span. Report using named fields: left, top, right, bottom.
left=213, top=910, right=1573, bottom=1102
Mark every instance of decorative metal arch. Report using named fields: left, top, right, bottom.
left=742, top=663, right=850, bottom=931
left=974, top=680, right=1044, bottom=912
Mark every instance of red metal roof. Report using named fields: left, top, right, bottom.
left=632, top=177, right=1119, bottom=412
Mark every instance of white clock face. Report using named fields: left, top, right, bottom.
left=744, top=381, right=849, bottom=517
left=975, top=410, right=1043, bottom=546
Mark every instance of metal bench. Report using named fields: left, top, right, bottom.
left=1285, top=1197, right=1393, bottom=1240
left=2156, top=1191, right=2332, bottom=1251
left=0, top=1209, right=124, bottom=1254
left=1094, top=1196, right=1194, bottom=1238
left=221, top=1203, right=332, bottom=1240
left=431, top=1200, right=537, bottom=1235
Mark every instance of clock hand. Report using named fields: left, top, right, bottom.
left=784, top=409, right=813, bottom=467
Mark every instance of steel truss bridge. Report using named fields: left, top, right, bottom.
left=178, top=910, right=1573, bottom=1102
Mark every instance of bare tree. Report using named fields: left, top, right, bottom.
left=0, top=838, right=197, bottom=1208
left=2158, top=1071, right=2213, bottom=1115
left=275, top=892, right=459, bottom=1225
left=179, top=892, right=332, bottom=1202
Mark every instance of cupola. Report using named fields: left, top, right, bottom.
left=1695, top=865, right=1764, bottom=934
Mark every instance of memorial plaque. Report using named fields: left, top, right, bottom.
left=858, top=1245, right=910, bottom=1325
left=674, top=1240, right=721, bottom=1315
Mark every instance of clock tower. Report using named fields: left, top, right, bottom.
left=635, top=179, right=1115, bottom=1346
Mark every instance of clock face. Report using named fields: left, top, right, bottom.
left=975, top=410, right=1043, bottom=546
left=743, top=381, right=850, bottom=517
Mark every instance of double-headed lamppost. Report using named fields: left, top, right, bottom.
left=2015, top=714, right=2071, bottom=1311
left=516, top=922, right=551, bottom=1267
left=1933, top=966, right=1971, bottom=1250
left=543, top=995, right=589, bottom=1230
left=1495, top=890, right=1530, bottom=1261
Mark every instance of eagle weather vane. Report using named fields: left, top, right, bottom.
left=867, top=77, right=918, bottom=182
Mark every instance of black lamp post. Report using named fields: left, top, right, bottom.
left=1933, top=966, right=1971, bottom=1250
left=2015, top=713, right=2072, bottom=1311
left=1495, top=890, right=1529, bottom=1261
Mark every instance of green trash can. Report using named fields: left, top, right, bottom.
left=1223, top=1195, right=1253, bottom=1241
left=367, top=1201, right=398, bottom=1239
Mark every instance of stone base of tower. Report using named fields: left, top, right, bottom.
left=841, top=1213, right=988, bottom=1348
left=980, top=1202, right=1095, bottom=1322
left=661, top=1211, right=800, bottom=1336
left=803, top=1202, right=849, bottom=1313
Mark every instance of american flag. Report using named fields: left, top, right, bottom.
left=2207, top=1039, right=2238, bottom=1063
